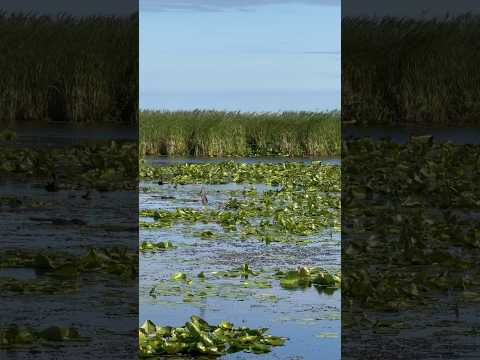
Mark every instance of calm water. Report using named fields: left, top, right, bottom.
left=145, top=156, right=341, bottom=166
left=344, top=126, right=480, bottom=144
left=3, top=124, right=136, bottom=148
left=9, top=125, right=480, bottom=145
left=0, top=182, right=137, bottom=359
left=0, top=268, right=37, bottom=280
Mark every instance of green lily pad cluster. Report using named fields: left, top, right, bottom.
left=140, top=161, right=339, bottom=190
left=150, top=278, right=276, bottom=305
left=0, top=248, right=138, bottom=287
left=140, top=162, right=340, bottom=243
left=343, top=138, right=480, bottom=321
left=148, top=264, right=340, bottom=307
left=140, top=241, right=175, bottom=252
left=0, top=142, right=137, bottom=191
left=274, top=266, right=341, bottom=290
left=149, top=266, right=275, bottom=305
left=0, top=277, right=78, bottom=295
left=139, top=316, right=286, bottom=357
left=0, top=325, right=88, bottom=349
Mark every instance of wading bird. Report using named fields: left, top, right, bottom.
left=45, top=173, right=59, bottom=192
left=200, top=187, right=208, bottom=206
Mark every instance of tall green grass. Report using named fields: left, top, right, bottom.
left=343, top=15, right=480, bottom=125
left=139, top=110, right=340, bottom=157
left=0, top=13, right=138, bottom=124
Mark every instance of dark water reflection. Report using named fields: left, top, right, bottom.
left=4, top=123, right=136, bottom=147
left=344, top=126, right=480, bottom=144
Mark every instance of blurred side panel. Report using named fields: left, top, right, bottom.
left=0, top=1, right=139, bottom=359
left=342, top=1, right=480, bottom=359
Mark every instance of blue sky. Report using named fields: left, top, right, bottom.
left=140, top=0, right=340, bottom=112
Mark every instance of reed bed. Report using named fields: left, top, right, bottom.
left=0, top=12, right=138, bottom=124
left=140, top=110, right=340, bottom=157
left=343, top=15, right=480, bottom=125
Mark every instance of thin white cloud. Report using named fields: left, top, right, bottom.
left=304, top=51, right=340, bottom=55
left=141, top=0, right=339, bottom=12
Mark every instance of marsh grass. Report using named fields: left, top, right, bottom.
left=0, top=13, right=138, bottom=124
left=343, top=15, right=480, bottom=125
left=139, top=110, right=340, bottom=157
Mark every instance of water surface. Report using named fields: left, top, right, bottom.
left=145, top=156, right=341, bottom=166
left=344, top=126, right=480, bottom=144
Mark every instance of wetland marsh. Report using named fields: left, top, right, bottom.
left=139, top=160, right=341, bottom=358
left=342, top=137, right=480, bottom=359
left=0, top=134, right=138, bottom=359
left=139, top=111, right=340, bottom=158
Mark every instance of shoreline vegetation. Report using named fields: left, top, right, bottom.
left=343, top=15, right=480, bottom=126
left=0, top=13, right=138, bottom=125
left=139, top=110, right=340, bottom=157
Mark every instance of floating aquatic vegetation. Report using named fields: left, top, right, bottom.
left=139, top=162, right=340, bottom=244
left=316, top=332, right=338, bottom=338
left=140, top=160, right=341, bottom=356
left=343, top=139, right=480, bottom=320
left=0, top=277, right=78, bottom=295
left=195, top=230, right=216, bottom=239
left=141, top=202, right=338, bottom=241
left=149, top=274, right=272, bottom=305
left=148, top=265, right=339, bottom=307
left=211, top=264, right=259, bottom=279
left=140, top=241, right=175, bottom=252
left=274, top=267, right=341, bottom=290
left=0, top=248, right=138, bottom=282
left=140, top=161, right=340, bottom=190
left=139, top=316, right=286, bottom=357
left=0, top=142, right=137, bottom=191
left=0, top=325, right=89, bottom=349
